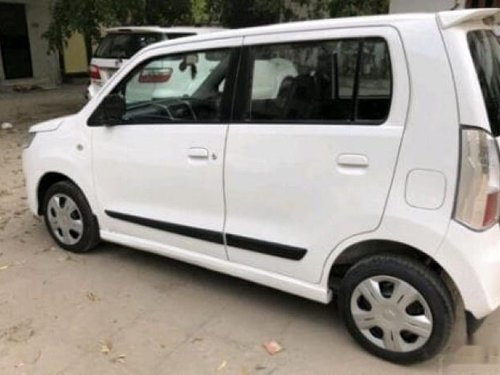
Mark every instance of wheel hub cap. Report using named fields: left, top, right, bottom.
left=47, top=194, right=84, bottom=246
left=350, top=276, right=433, bottom=353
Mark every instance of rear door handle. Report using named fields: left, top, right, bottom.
left=337, top=154, right=369, bottom=167
left=188, top=147, right=209, bottom=160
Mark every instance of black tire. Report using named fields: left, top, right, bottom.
left=338, top=254, right=454, bottom=364
left=42, top=181, right=100, bottom=253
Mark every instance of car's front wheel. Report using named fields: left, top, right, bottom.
left=43, top=181, right=100, bottom=253
left=338, top=254, right=454, bottom=364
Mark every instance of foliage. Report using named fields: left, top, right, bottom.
left=328, top=0, right=389, bottom=18
left=192, top=0, right=209, bottom=24
left=144, top=0, right=193, bottom=26
left=203, top=0, right=389, bottom=28
left=44, top=0, right=193, bottom=52
left=204, top=0, right=282, bottom=28
left=44, top=0, right=389, bottom=53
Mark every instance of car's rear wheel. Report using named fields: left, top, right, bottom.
left=43, top=181, right=100, bottom=253
left=338, top=254, right=454, bottom=364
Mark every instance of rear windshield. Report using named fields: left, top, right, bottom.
left=95, top=33, right=164, bottom=59
left=468, top=30, right=500, bottom=136
left=94, top=32, right=196, bottom=59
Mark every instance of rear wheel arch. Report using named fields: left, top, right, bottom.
left=339, top=253, right=455, bottom=363
left=327, top=240, right=461, bottom=308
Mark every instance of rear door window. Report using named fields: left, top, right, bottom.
left=89, top=48, right=233, bottom=125
left=95, top=33, right=163, bottom=59
left=468, top=30, right=500, bottom=136
left=240, top=37, right=392, bottom=124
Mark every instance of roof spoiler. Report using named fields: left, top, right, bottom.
left=439, top=8, right=500, bottom=29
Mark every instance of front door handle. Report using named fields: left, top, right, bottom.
left=188, top=147, right=209, bottom=160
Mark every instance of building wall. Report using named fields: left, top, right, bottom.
left=62, top=33, right=88, bottom=75
left=0, top=37, right=4, bottom=81
left=390, top=0, right=466, bottom=13
left=0, top=0, right=61, bottom=85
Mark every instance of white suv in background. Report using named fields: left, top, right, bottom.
left=88, top=26, right=223, bottom=98
left=24, top=9, right=500, bottom=364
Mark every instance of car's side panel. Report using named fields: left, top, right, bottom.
left=223, top=27, right=410, bottom=284
left=23, top=115, right=98, bottom=217
left=91, top=123, right=229, bottom=260
left=370, top=19, right=460, bottom=253
left=440, top=21, right=492, bottom=133
left=89, top=39, right=243, bottom=260
left=320, top=18, right=460, bottom=289
left=100, top=229, right=332, bottom=303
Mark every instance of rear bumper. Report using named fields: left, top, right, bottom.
left=466, top=311, right=486, bottom=336
left=436, top=221, right=500, bottom=319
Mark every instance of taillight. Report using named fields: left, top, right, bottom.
left=139, top=68, right=173, bottom=83
left=454, top=127, right=500, bottom=231
left=89, top=65, right=101, bottom=80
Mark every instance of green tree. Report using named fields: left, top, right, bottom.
left=203, top=0, right=389, bottom=28
left=144, top=0, right=193, bottom=26
left=44, top=0, right=193, bottom=53
left=204, top=0, right=282, bottom=28
left=328, top=0, right=389, bottom=17
left=204, top=0, right=312, bottom=28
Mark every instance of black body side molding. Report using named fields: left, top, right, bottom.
left=105, top=210, right=307, bottom=261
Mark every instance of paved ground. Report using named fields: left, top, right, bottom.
left=0, top=85, right=500, bottom=374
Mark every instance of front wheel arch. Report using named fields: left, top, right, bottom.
left=42, top=180, right=100, bottom=252
left=37, top=172, right=81, bottom=215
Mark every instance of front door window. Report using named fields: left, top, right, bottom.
left=92, top=48, right=232, bottom=125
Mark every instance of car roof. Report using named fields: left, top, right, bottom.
left=138, top=9, right=500, bottom=55
left=104, top=26, right=225, bottom=34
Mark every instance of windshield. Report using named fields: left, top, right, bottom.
left=468, top=30, right=500, bottom=137
left=94, top=33, right=164, bottom=59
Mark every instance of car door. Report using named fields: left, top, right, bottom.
left=90, top=40, right=241, bottom=259
left=224, top=28, right=409, bottom=282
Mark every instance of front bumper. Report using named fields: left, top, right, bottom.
left=436, top=221, right=500, bottom=320
left=22, top=146, right=41, bottom=216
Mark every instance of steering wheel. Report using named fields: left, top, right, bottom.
left=166, top=99, right=198, bottom=121
left=149, top=102, right=174, bottom=120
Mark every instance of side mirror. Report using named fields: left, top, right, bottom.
left=102, top=94, right=126, bottom=126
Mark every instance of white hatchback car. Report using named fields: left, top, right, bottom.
left=23, top=9, right=500, bottom=364
left=88, top=26, right=223, bottom=99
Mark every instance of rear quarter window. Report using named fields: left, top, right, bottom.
left=468, top=30, right=500, bottom=137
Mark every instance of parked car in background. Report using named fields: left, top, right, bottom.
left=24, top=9, right=500, bottom=364
left=88, top=26, right=223, bottom=98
